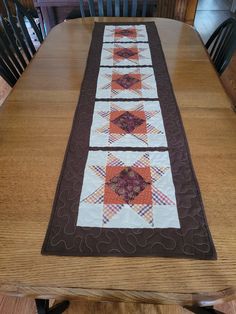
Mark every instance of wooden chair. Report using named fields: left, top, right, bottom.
left=205, top=17, right=236, bottom=75
left=13, top=0, right=43, bottom=47
left=0, top=16, right=26, bottom=87
left=66, top=0, right=152, bottom=20
left=0, top=0, right=43, bottom=87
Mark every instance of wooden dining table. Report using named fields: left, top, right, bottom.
left=0, top=17, right=236, bottom=309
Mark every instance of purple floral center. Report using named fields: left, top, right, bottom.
left=115, top=74, right=140, bottom=89
left=115, top=48, right=137, bottom=59
left=112, top=111, right=145, bottom=133
left=116, top=29, right=133, bottom=36
left=107, top=167, right=149, bottom=203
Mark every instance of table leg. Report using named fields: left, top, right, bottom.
left=35, top=299, right=70, bottom=314
left=184, top=306, right=225, bottom=314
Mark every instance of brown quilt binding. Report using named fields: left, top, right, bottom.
left=42, top=22, right=217, bottom=259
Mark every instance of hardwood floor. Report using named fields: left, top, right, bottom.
left=0, top=77, right=11, bottom=107
left=1, top=297, right=236, bottom=314
left=194, top=0, right=236, bottom=109
left=0, top=295, right=36, bottom=314
left=0, top=297, right=199, bottom=314
left=221, top=53, right=236, bottom=111
left=197, top=0, right=232, bottom=11
left=194, top=0, right=234, bottom=43
left=195, top=9, right=235, bottom=43
left=63, top=302, right=191, bottom=314
left=0, top=1, right=235, bottom=313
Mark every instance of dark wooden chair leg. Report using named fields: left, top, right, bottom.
left=184, top=306, right=225, bottom=314
left=35, top=299, right=70, bottom=314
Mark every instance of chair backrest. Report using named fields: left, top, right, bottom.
left=205, top=17, right=236, bottom=75
left=3, top=0, right=43, bottom=59
left=79, top=0, right=148, bottom=17
left=13, top=0, right=43, bottom=44
left=0, top=0, right=43, bottom=86
left=0, top=16, right=25, bottom=86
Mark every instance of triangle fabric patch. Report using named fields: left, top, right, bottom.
left=130, top=204, right=154, bottom=226
left=103, top=204, right=123, bottom=225
left=152, top=186, right=175, bottom=205
left=82, top=185, right=104, bottom=204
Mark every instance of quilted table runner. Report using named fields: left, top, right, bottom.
left=42, top=22, right=216, bottom=259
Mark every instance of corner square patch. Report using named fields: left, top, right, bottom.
left=96, top=67, right=158, bottom=99
left=77, top=151, right=180, bottom=229
left=103, top=25, right=148, bottom=42
left=89, top=101, right=167, bottom=147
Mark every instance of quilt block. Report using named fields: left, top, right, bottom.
left=100, top=42, right=152, bottom=66
left=89, top=101, right=167, bottom=147
left=96, top=67, right=158, bottom=99
left=77, top=151, right=180, bottom=229
left=103, top=25, right=148, bottom=42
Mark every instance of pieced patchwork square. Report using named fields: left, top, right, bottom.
left=103, top=25, right=148, bottom=42
left=77, top=151, right=180, bottom=229
left=89, top=101, right=167, bottom=147
left=95, top=67, right=158, bottom=99
left=100, top=42, right=152, bottom=66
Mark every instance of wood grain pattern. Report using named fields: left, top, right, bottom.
left=0, top=78, right=11, bottom=106
left=64, top=301, right=191, bottom=314
left=1, top=285, right=236, bottom=306
left=221, top=53, right=236, bottom=110
left=1, top=295, right=236, bottom=314
left=0, top=295, right=36, bottom=314
left=0, top=17, right=236, bottom=305
left=183, top=0, right=198, bottom=24
left=0, top=295, right=192, bottom=314
left=221, top=53, right=236, bottom=112
left=174, top=0, right=188, bottom=21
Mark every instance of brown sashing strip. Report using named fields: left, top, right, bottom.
left=42, top=22, right=217, bottom=259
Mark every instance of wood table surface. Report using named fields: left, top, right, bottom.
left=0, top=17, right=236, bottom=306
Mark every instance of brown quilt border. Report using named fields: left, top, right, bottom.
left=42, top=22, right=216, bottom=259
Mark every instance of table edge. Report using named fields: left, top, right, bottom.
left=0, top=283, right=236, bottom=306
left=1, top=16, right=235, bottom=303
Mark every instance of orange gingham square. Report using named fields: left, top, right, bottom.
left=111, top=73, right=142, bottom=90
left=113, top=47, right=139, bottom=61
left=104, top=165, right=152, bottom=205
left=114, top=27, right=137, bottom=39
left=109, top=111, right=147, bottom=134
